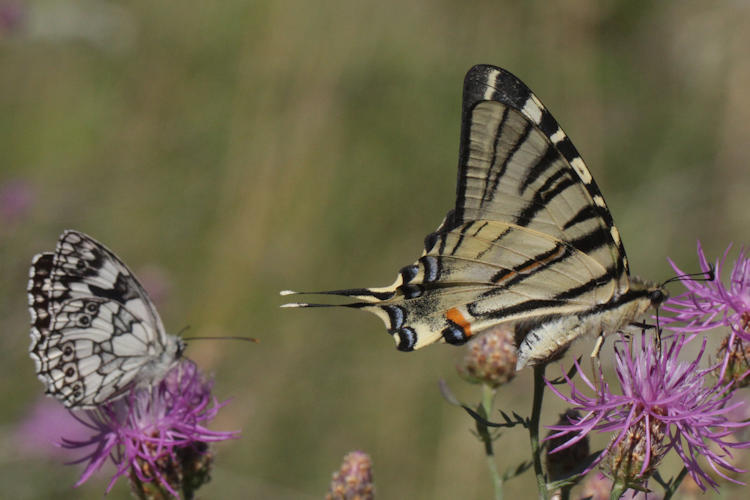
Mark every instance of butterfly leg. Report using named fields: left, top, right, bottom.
left=590, top=332, right=605, bottom=392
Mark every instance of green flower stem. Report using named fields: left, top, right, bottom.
left=529, top=364, right=548, bottom=500
left=609, top=479, right=627, bottom=500
left=662, top=467, right=688, bottom=500
left=481, top=383, right=504, bottom=500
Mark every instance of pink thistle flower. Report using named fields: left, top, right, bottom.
left=663, top=242, right=750, bottom=382
left=546, top=333, right=750, bottom=491
left=663, top=242, right=750, bottom=341
left=60, top=359, right=237, bottom=496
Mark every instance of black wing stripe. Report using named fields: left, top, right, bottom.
left=563, top=205, right=600, bottom=230
left=469, top=298, right=566, bottom=320
left=481, top=106, right=511, bottom=204
left=489, top=242, right=569, bottom=284
left=519, top=145, right=558, bottom=195
left=554, top=269, right=615, bottom=301
left=450, top=220, right=475, bottom=255
left=482, top=121, right=532, bottom=207
left=515, top=175, right=576, bottom=228
left=569, top=225, right=611, bottom=255
left=538, top=109, right=560, bottom=139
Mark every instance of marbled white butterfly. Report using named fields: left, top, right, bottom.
left=28, top=230, right=183, bottom=408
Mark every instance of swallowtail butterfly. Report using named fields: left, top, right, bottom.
left=283, top=65, right=667, bottom=369
left=28, top=230, right=183, bottom=408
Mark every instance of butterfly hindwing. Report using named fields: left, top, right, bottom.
left=360, top=221, right=614, bottom=351
left=33, top=297, right=163, bottom=407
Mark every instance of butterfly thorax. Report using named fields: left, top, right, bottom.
left=135, top=334, right=184, bottom=388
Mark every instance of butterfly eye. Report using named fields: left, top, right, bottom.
left=650, top=289, right=667, bottom=305
left=86, top=302, right=99, bottom=314
left=78, top=315, right=91, bottom=327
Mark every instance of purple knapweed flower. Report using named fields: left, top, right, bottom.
left=663, top=242, right=750, bottom=382
left=663, top=242, right=750, bottom=340
left=60, top=359, right=237, bottom=496
left=546, top=333, right=750, bottom=491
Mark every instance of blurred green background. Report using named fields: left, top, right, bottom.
left=2, top=0, right=749, bottom=498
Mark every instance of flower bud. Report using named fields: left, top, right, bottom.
left=458, top=326, right=517, bottom=388
left=326, top=451, right=375, bottom=500
left=545, top=410, right=589, bottom=483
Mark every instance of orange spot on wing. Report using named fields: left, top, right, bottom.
left=516, top=246, right=566, bottom=274
left=446, top=307, right=473, bottom=337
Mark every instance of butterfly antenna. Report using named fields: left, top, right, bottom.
left=175, top=325, right=192, bottom=336
left=662, top=265, right=715, bottom=287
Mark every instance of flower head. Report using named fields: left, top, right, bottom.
left=663, top=242, right=750, bottom=382
left=663, top=242, right=750, bottom=340
left=457, top=326, right=517, bottom=388
left=546, top=333, right=750, bottom=491
left=61, top=359, right=237, bottom=496
left=326, top=450, right=375, bottom=500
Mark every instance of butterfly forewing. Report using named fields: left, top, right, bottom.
left=49, top=231, right=166, bottom=336
left=456, top=71, right=628, bottom=287
left=28, top=231, right=181, bottom=409
left=283, top=65, right=665, bottom=368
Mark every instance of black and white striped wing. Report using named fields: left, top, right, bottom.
left=28, top=230, right=178, bottom=408
left=454, top=66, right=629, bottom=285
left=283, top=65, right=662, bottom=368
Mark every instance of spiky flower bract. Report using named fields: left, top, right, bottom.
left=61, top=359, right=236, bottom=497
left=546, top=333, right=750, bottom=491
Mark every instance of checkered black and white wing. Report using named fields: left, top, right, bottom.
left=28, top=231, right=181, bottom=408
